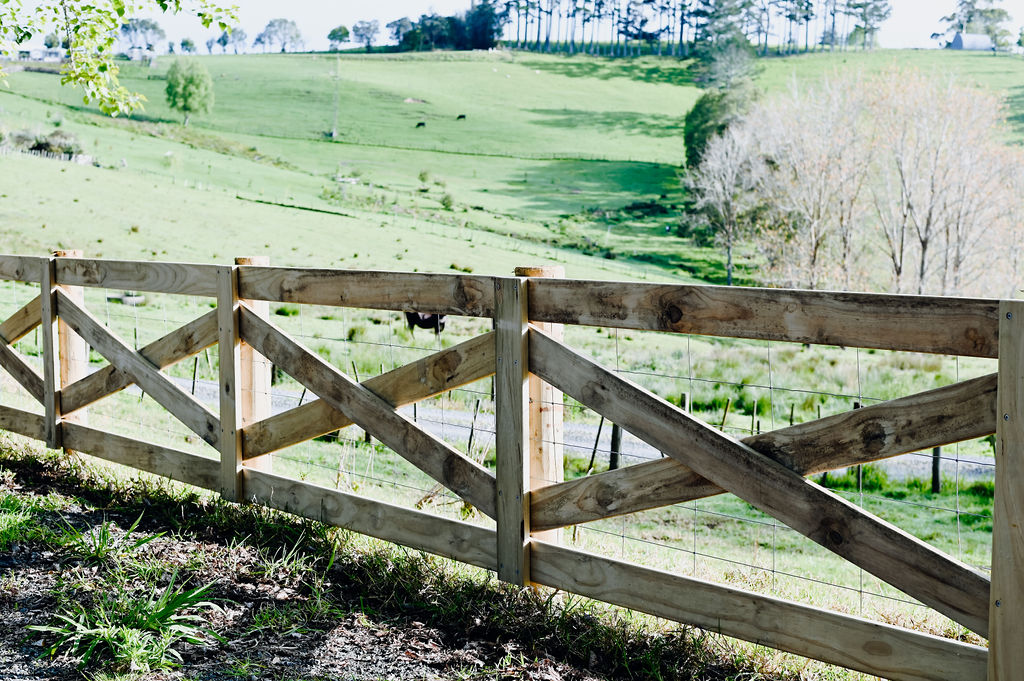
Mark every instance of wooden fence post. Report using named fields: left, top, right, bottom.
left=54, top=250, right=87, bottom=456
left=217, top=264, right=243, bottom=502
left=494, top=275, right=529, bottom=585
left=990, top=300, right=1024, bottom=680
left=514, top=266, right=565, bottom=546
left=40, top=256, right=60, bottom=450
left=235, top=257, right=272, bottom=474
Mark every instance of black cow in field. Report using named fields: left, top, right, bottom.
left=415, top=121, right=426, bottom=128
left=404, top=311, right=446, bottom=335
left=456, top=114, right=466, bottom=120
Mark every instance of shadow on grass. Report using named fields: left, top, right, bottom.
left=1007, top=83, right=1024, bottom=143
left=528, top=108, right=687, bottom=138
left=487, top=158, right=682, bottom=215
left=520, top=56, right=697, bottom=86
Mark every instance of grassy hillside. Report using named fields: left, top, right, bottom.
left=1, top=49, right=1021, bottom=278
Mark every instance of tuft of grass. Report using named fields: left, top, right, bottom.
left=57, top=512, right=163, bottom=564
left=817, top=464, right=890, bottom=493
left=30, top=571, right=221, bottom=672
left=0, top=493, right=37, bottom=550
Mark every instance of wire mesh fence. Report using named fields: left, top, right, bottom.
left=0, top=271, right=997, bottom=650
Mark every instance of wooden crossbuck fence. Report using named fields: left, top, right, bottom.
left=0, top=252, right=1018, bottom=681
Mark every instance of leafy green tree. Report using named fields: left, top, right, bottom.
left=216, top=30, right=230, bottom=52
left=180, top=37, right=196, bottom=54
left=942, top=0, right=1011, bottom=43
left=259, top=18, right=303, bottom=52
left=0, top=2, right=234, bottom=116
left=684, top=86, right=754, bottom=168
left=328, top=25, right=350, bottom=50
left=165, top=58, right=214, bottom=126
left=43, top=32, right=59, bottom=49
left=386, top=17, right=414, bottom=43
left=847, top=0, right=891, bottom=49
left=121, top=18, right=165, bottom=49
left=352, top=20, right=380, bottom=51
left=228, top=27, right=247, bottom=54
left=466, top=1, right=508, bottom=49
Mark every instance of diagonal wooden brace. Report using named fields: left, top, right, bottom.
left=0, top=295, right=42, bottom=345
left=528, top=326, right=991, bottom=637
left=242, top=331, right=496, bottom=459
left=0, top=341, right=44, bottom=404
left=237, top=304, right=497, bottom=519
left=54, top=290, right=221, bottom=448
left=532, top=372, right=997, bottom=531
left=61, top=309, right=218, bottom=415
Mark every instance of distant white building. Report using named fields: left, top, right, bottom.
left=948, top=32, right=995, bottom=50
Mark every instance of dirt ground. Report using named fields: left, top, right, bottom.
left=1, top=529, right=606, bottom=681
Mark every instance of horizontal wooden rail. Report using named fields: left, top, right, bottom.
left=54, top=258, right=219, bottom=297
left=0, top=255, right=45, bottom=284
left=529, top=327, right=991, bottom=636
left=526, top=279, right=1000, bottom=357
left=243, top=331, right=496, bottom=459
left=532, top=373, right=998, bottom=531
left=63, top=423, right=220, bottom=491
left=238, top=305, right=498, bottom=518
left=245, top=469, right=497, bottom=571
left=61, top=309, right=218, bottom=415
left=531, top=542, right=987, bottom=681
left=238, top=266, right=495, bottom=316
left=0, top=404, right=46, bottom=440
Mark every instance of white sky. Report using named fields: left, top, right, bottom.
left=26, top=1, right=1024, bottom=51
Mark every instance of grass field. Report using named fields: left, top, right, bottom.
left=0, top=47, right=1015, bottom=678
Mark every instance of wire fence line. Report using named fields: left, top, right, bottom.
left=0, top=255, right=1007, bottom=680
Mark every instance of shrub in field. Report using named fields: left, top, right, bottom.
left=165, top=59, right=215, bottom=126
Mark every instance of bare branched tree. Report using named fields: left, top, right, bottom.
left=687, top=125, right=763, bottom=286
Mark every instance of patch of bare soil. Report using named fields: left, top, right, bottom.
left=2, top=525, right=606, bottom=681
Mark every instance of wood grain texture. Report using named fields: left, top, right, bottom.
left=494, top=277, right=530, bottom=585
left=235, top=257, right=272, bottom=475
left=0, top=404, right=46, bottom=440
left=243, top=332, right=495, bottom=459
left=528, top=327, right=991, bottom=636
left=531, top=542, right=987, bottom=681
left=532, top=373, right=997, bottom=531
left=61, top=310, right=218, bottom=415
left=237, top=266, right=494, bottom=316
left=0, top=296, right=41, bottom=344
left=0, top=255, right=45, bottom=284
left=515, top=266, right=565, bottom=547
left=245, top=469, right=497, bottom=570
left=55, top=250, right=87, bottom=450
left=990, top=301, right=1024, bottom=678
left=238, top=306, right=497, bottom=518
left=62, top=422, right=219, bottom=491
left=55, top=258, right=218, bottom=296
left=40, top=258, right=59, bottom=448
left=55, top=290, right=221, bottom=448
left=527, top=279, right=999, bottom=358
left=217, top=266, right=243, bottom=501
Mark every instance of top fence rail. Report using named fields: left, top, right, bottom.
left=0, top=255, right=1001, bottom=358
